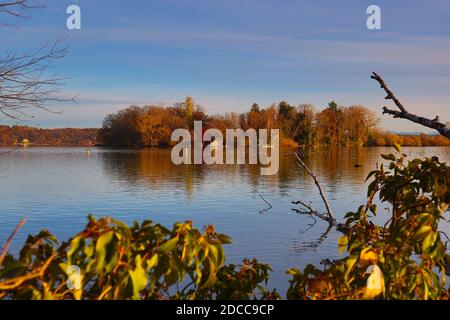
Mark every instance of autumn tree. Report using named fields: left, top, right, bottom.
left=137, top=106, right=164, bottom=147
left=185, top=96, right=194, bottom=120
left=315, top=103, right=378, bottom=146
left=250, top=103, right=260, bottom=113
left=342, top=106, right=379, bottom=146
left=277, top=101, right=296, bottom=138
left=98, top=94, right=448, bottom=148
left=99, top=104, right=188, bottom=148
left=296, top=104, right=315, bottom=146
left=246, top=103, right=262, bottom=130
left=100, top=106, right=143, bottom=148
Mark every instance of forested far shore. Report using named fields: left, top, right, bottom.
left=98, top=98, right=450, bottom=148
left=1, top=98, right=449, bottom=148
left=0, top=126, right=99, bottom=147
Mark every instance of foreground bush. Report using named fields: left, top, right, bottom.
left=1, top=147, right=449, bottom=300
left=287, top=147, right=450, bottom=299
left=0, top=218, right=277, bottom=300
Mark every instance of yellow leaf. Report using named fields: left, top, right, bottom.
left=73, top=289, right=82, bottom=300
left=344, top=256, right=358, bottom=281
left=146, top=254, right=159, bottom=270
left=360, top=248, right=378, bottom=263
left=129, top=255, right=148, bottom=299
left=416, top=225, right=432, bottom=239
left=338, top=235, right=348, bottom=255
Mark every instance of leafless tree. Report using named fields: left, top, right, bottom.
left=0, top=0, right=41, bottom=22
left=0, top=0, right=74, bottom=120
left=371, top=72, right=450, bottom=139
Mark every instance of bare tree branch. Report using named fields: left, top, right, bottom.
left=0, top=0, right=42, bottom=20
left=0, top=217, right=26, bottom=266
left=291, top=199, right=335, bottom=224
left=258, top=193, right=272, bottom=213
left=292, top=152, right=336, bottom=222
left=0, top=1, right=75, bottom=120
left=0, top=37, right=75, bottom=120
left=371, top=72, right=450, bottom=139
left=0, top=252, right=56, bottom=291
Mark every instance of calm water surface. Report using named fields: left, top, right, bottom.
left=1, top=147, right=449, bottom=294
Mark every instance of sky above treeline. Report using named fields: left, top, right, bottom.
left=1, top=0, right=449, bottom=132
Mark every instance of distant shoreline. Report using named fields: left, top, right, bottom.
left=2, top=145, right=450, bottom=150
left=1, top=124, right=450, bottom=148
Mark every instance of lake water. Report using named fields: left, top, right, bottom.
left=1, top=146, right=449, bottom=295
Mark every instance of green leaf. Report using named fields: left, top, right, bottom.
left=217, top=233, right=233, bottom=244
left=365, top=170, right=378, bottom=182
left=158, top=236, right=179, bottom=254
left=422, top=232, right=437, bottom=253
left=68, top=236, right=84, bottom=260
left=416, top=225, right=432, bottom=239
left=208, top=244, right=219, bottom=265
left=0, top=260, right=26, bottom=278
left=94, top=231, right=114, bottom=272
left=381, top=153, right=396, bottom=161
left=200, top=258, right=216, bottom=289
left=96, top=231, right=114, bottom=251
left=367, top=180, right=378, bottom=197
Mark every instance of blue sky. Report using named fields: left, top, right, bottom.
left=1, top=0, right=449, bottom=131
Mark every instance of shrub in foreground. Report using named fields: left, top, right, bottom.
left=287, top=147, right=450, bottom=299
left=0, top=217, right=277, bottom=300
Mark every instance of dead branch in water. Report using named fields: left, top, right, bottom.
left=292, top=152, right=335, bottom=222
left=0, top=217, right=26, bottom=266
left=291, top=200, right=336, bottom=225
left=258, top=194, right=272, bottom=213
left=371, top=72, right=450, bottom=139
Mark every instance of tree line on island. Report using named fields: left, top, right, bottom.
left=97, top=97, right=450, bottom=148
left=2, top=98, right=449, bottom=148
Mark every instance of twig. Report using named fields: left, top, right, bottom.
left=292, top=200, right=315, bottom=213
left=371, top=72, right=450, bottom=139
left=292, top=152, right=335, bottom=221
left=0, top=36, right=76, bottom=120
left=439, top=231, right=450, bottom=243
left=258, top=194, right=272, bottom=209
left=0, top=252, right=56, bottom=291
left=291, top=205, right=335, bottom=225
left=0, top=217, right=26, bottom=266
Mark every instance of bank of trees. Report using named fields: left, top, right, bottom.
left=368, top=131, right=450, bottom=147
left=0, top=125, right=98, bottom=147
left=98, top=98, right=203, bottom=148
left=98, top=98, right=450, bottom=148
left=1, top=101, right=447, bottom=148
